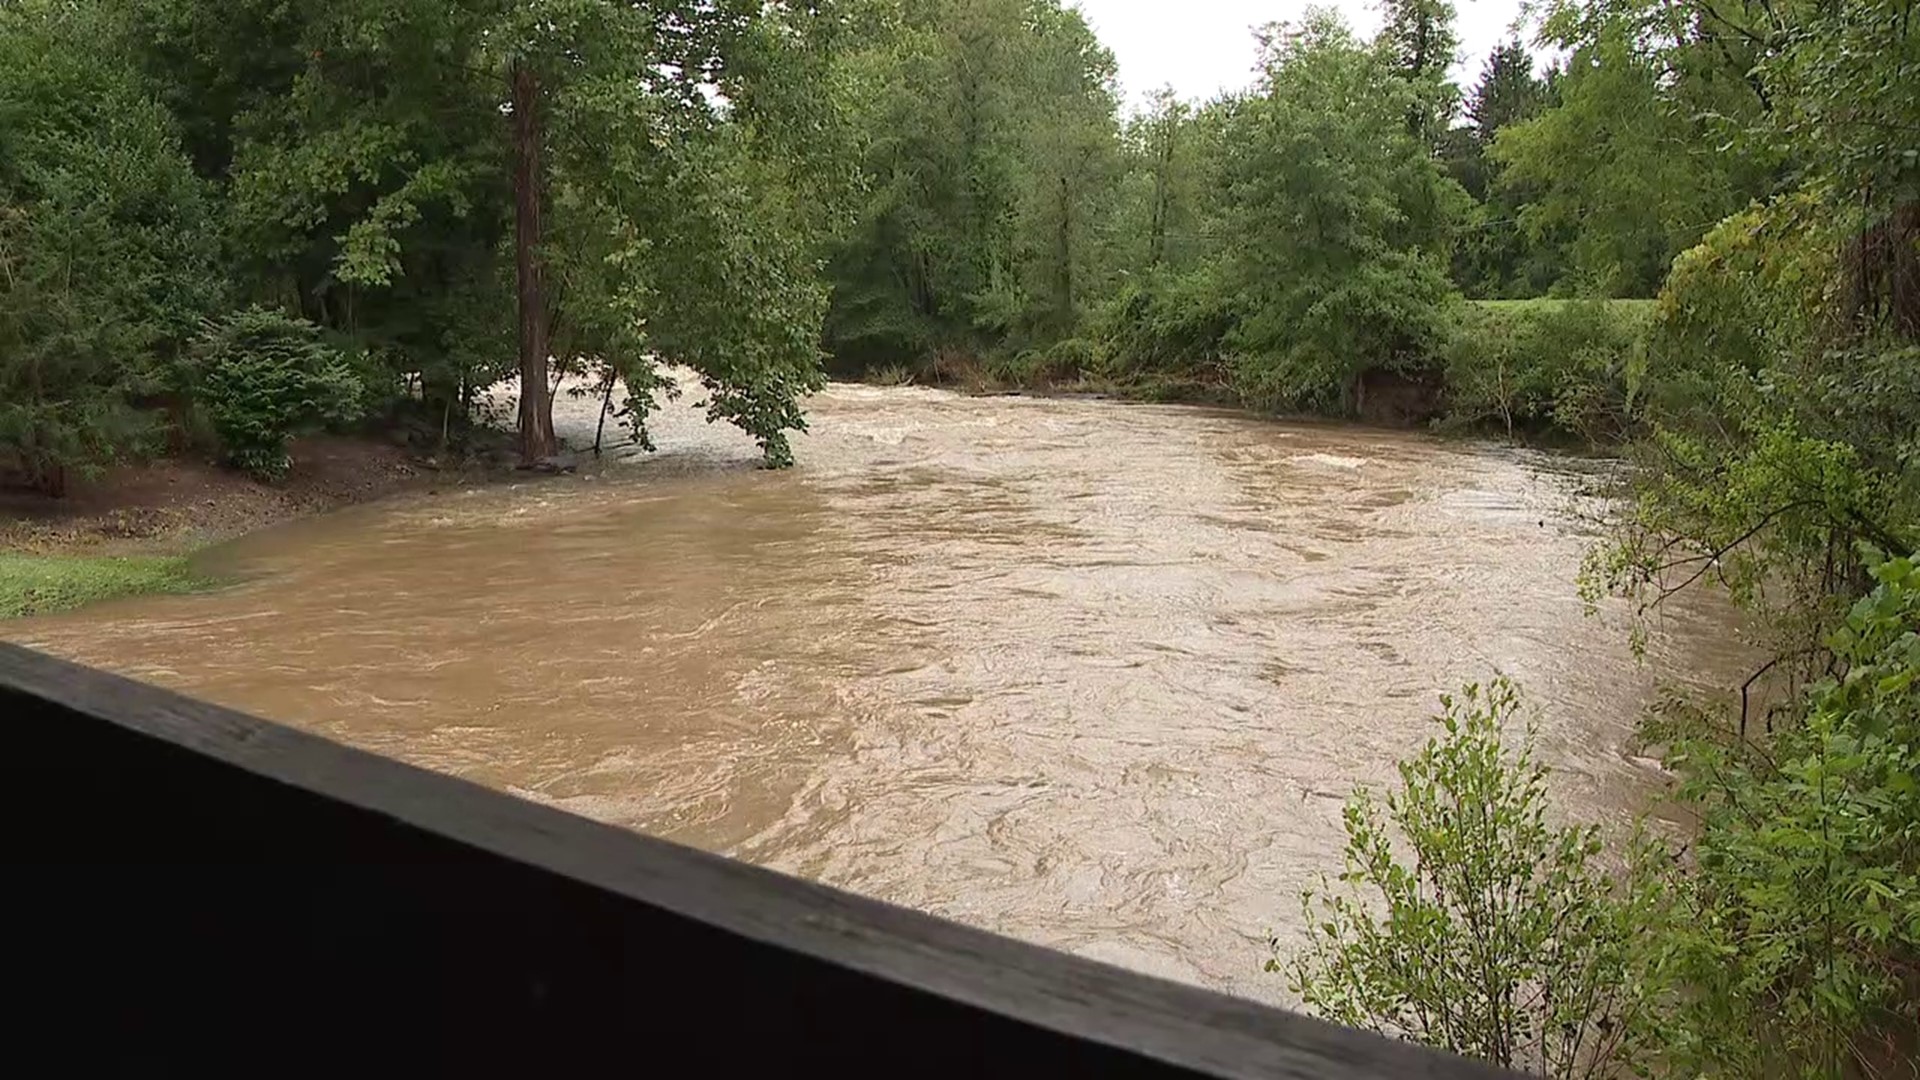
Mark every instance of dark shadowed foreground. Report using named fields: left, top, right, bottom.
left=3, top=644, right=1514, bottom=1077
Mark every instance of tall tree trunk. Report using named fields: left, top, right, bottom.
left=1148, top=123, right=1174, bottom=269
left=1055, top=175, right=1073, bottom=333
left=512, top=60, right=557, bottom=463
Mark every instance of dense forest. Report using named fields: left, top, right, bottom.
left=4, top=0, right=1918, bottom=1074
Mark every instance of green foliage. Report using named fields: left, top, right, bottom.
left=1466, top=41, right=1545, bottom=144
left=621, top=126, right=832, bottom=468
left=1441, top=299, right=1652, bottom=442
left=1648, top=194, right=1838, bottom=428
left=1758, top=0, right=1920, bottom=211
left=1039, top=337, right=1097, bottom=382
left=980, top=335, right=1100, bottom=389
left=188, top=308, right=364, bottom=479
left=148, top=0, right=514, bottom=408
left=1492, top=3, right=1771, bottom=298
left=126, top=0, right=852, bottom=467
left=1280, top=678, right=1663, bottom=1076
left=1096, top=270, right=1236, bottom=382
left=1373, top=0, right=1460, bottom=147
left=865, top=363, right=915, bottom=387
left=1290, top=570, right=1920, bottom=1075
left=1556, top=10, right=1920, bottom=1071
left=0, top=0, right=222, bottom=495
left=1641, top=551, right=1920, bottom=1075
left=0, top=553, right=202, bottom=619
left=1448, top=41, right=1557, bottom=298
left=1599, top=193, right=1919, bottom=651
left=822, top=0, right=1122, bottom=372
left=1221, top=10, right=1465, bottom=413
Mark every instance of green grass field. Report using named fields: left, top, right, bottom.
left=0, top=553, right=204, bottom=619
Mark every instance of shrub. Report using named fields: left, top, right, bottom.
left=985, top=350, right=1038, bottom=387
left=1641, top=549, right=1920, bottom=1076
left=1596, top=194, right=1918, bottom=652
left=1278, top=678, right=1665, bottom=1077
left=189, top=308, right=364, bottom=479
left=1440, top=299, right=1652, bottom=442
left=1647, top=192, right=1835, bottom=430
left=1229, top=256, right=1458, bottom=415
left=1096, top=271, right=1237, bottom=381
left=1039, top=338, right=1098, bottom=383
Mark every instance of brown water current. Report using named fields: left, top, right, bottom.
left=6, top=381, right=1755, bottom=1004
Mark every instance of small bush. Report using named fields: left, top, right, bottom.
left=1279, top=678, right=1665, bottom=1077
left=189, top=308, right=364, bottom=479
left=1040, top=337, right=1099, bottom=382
left=1440, top=299, right=1652, bottom=442
left=985, top=350, right=1038, bottom=387
left=1095, top=271, right=1237, bottom=381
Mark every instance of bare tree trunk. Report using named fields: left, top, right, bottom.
left=512, top=60, right=557, bottom=463
left=593, top=368, right=617, bottom=458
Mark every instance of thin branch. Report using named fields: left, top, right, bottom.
left=1654, top=500, right=1821, bottom=599
left=1738, top=645, right=1822, bottom=744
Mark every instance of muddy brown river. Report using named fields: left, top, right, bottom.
left=6, top=381, right=1753, bottom=1003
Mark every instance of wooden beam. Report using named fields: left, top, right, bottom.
left=0, top=642, right=1508, bottom=1077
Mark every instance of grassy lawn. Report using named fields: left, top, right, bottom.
left=0, top=553, right=204, bottom=619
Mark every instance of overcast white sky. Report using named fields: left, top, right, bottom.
left=1075, top=0, right=1534, bottom=109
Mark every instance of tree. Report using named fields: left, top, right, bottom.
left=135, top=0, right=515, bottom=441
left=1012, top=0, right=1122, bottom=338
left=1489, top=1, right=1773, bottom=297
left=1134, top=89, right=1189, bottom=271
left=134, top=0, right=846, bottom=466
left=1376, top=0, right=1458, bottom=79
left=1467, top=41, right=1544, bottom=144
left=821, top=0, right=1123, bottom=372
left=1374, top=0, right=1460, bottom=144
left=1447, top=41, right=1556, bottom=296
left=1220, top=10, right=1465, bottom=411
left=0, top=0, right=222, bottom=495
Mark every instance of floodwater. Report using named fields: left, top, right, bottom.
left=6, top=380, right=1753, bottom=1004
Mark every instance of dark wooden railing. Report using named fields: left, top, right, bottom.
left=1, top=642, right=1507, bottom=1076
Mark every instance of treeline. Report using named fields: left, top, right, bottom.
left=7, top=0, right=1888, bottom=495
left=820, top=0, right=1780, bottom=441
left=1, top=0, right=856, bottom=493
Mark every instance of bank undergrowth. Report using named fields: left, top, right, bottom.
left=880, top=297, right=1657, bottom=446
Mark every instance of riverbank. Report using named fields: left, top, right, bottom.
left=0, top=434, right=445, bottom=616
left=0, top=370, right=742, bottom=617
left=864, top=297, right=1655, bottom=443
